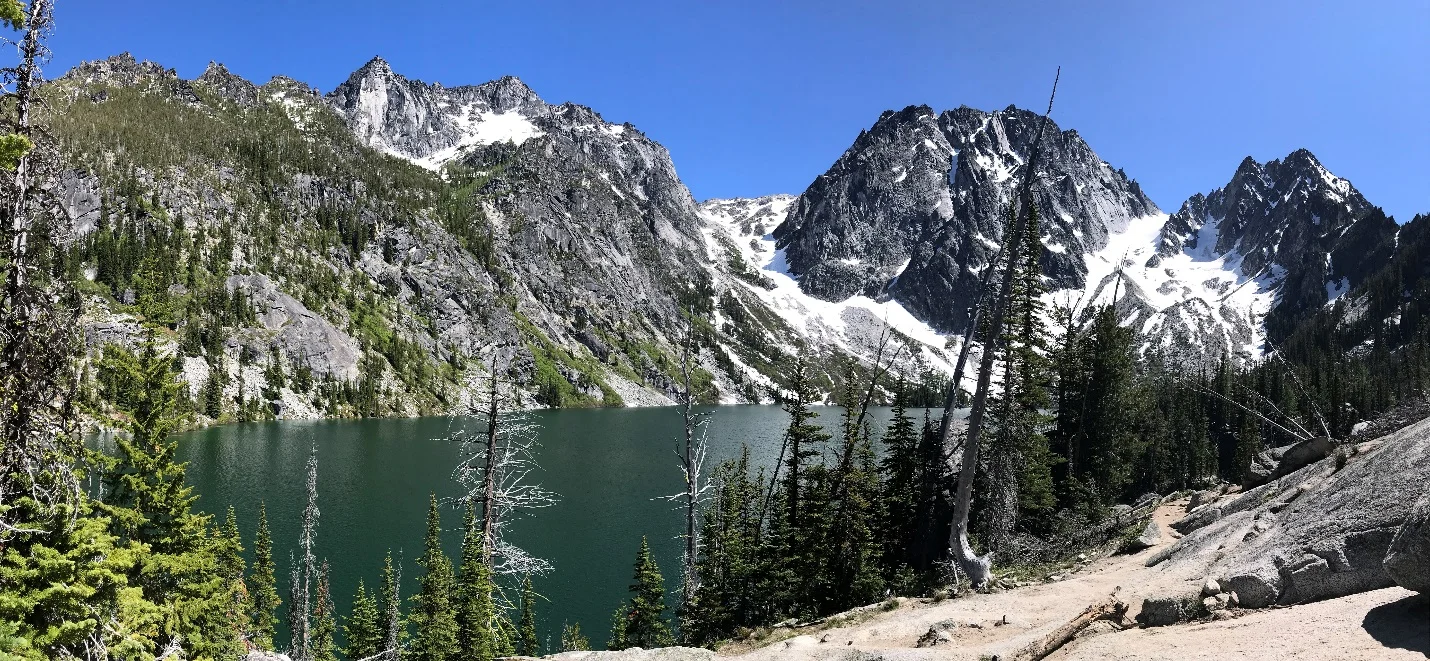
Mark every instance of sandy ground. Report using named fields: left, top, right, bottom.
left=722, top=501, right=1430, bottom=660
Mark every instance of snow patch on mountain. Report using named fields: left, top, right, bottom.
left=1052, top=212, right=1283, bottom=360
left=700, top=196, right=956, bottom=384
left=411, top=109, right=544, bottom=170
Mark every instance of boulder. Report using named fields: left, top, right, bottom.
left=1270, top=437, right=1337, bottom=480
left=1137, top=592, right=1205, bottom=627
left=1384, top=488, right=1430, bottom=593
left=546, top=648, right=715, bottom=661
left=1125, top=519, right=1161, bottom=551
left=1216, top=418, right=1429, bottom=607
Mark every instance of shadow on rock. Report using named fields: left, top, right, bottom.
left=1361, top=593, right=1429, bottom=655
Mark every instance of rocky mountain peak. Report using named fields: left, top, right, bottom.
left=196, top=61, right=259, bottom=106
left=774, top=101, right=1157, bottom=332
left=61, top=52, right=199, bottom=104
left=326, top=58, right=548, bottom=168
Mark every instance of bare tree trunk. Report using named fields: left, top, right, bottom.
left=5, top=0, right=47, bottom=298
left=1006, top=595, right=1127, bottom=661
left=944, top=68, right=1060, bottom=587
left=678, top=318, right=702, bottom=609
left=480, top=361, right=500, bottom=561
left=292, top=445, right=320, bottom=660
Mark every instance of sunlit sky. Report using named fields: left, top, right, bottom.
left=49, top=0, right=1429, bottom=220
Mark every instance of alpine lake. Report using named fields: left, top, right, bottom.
left=110, top=405, right=952, bottom=650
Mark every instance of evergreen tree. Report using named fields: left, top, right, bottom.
left=517, top=574, right=539, bottom=656
left=608, top=537, right=674, bottom=650
left=411, top=494, right=459, bottom=661
left=250, top=500, right=281, bottom=650
left=878, top=383, right=920, bottom=580
left=379, top=551, right=406, bottom=661
left=344, top=580, right=384, bottom=661
left=456, top=501, right=499, bottom=661
left=559, top=622, right=591, bottom=652
left=95, top=336, right=238, bottom=659
left=313, top=561, right=338, bottom=661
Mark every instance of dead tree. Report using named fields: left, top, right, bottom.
left=451, top=363, right=557, bottom=577
left=287, top=445, right=320, bottom=661
left=662, top=314, right=712, bottom=613
left=0, top=0, right=82, bottom=543
left=939, top=68, right=1060, bottom=587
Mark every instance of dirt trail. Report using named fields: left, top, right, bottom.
left=722, top=501, right=1429, bottom=660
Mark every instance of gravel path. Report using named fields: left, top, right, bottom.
left=723, top=501, right=1429, bottom=660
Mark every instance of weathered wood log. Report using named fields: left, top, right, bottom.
left=1000, top=595, right=1128, bottom=661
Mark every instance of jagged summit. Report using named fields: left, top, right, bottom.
left=774, top=102, right=1157, bottom=332
left=196, top=61, right=258, bottom=106
left=326, top=57, right=548, bottom=169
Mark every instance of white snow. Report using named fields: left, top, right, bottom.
left=1326, top=277, right=1351, bottom=302
left=1049, top=210, right=1285, bottom=359
left=699, top=197, right=956, bottom=381
left=412, top=109, right=544, bottom=170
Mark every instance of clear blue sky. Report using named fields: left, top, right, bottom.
left=49, top=0, right=1429, bottom=220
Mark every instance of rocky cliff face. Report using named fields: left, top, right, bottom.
left=773, top=104, right=1158, bottom=333
left=774, top=103, right=1398, bottom=363
left=52, top=54, right=949, bottom=422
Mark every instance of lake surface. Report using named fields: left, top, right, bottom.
left=163, top=405, right=949, bottom=650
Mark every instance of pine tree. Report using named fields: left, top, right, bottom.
left=517, top=574, right=539, bottom=656
left=313, top=561, right=338, bottom=661
left=608, top=537, right=674, bottom=650
left=559, top=622, right=591, bottom=652
left=878, top=383, right=920, bottom=587
left=250, top=500, right=281, bottom=650
left=456, top=501, right=498, bottom=661
left=411, top=494, right=459, bottom=661
left=379, top=551, right=406, bottom=661
left=95, top=335, right=237, bottom=659
left=344, top=580, right=384, bottom=661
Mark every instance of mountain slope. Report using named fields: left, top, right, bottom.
left=52, top=54, right=953, bottom=423
left=774, top=103, right=1398, bottom=364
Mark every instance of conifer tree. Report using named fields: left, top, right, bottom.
left=344, top=580, right=383, bottom=661
left=96, top=335, right=237, bottom=658
left=411, top=494, right=459, bottom=661
left=878, top=383, right=920, bottom=583
left=517, top=574, right=539, bottom=656
left=560, top=622, right=591, bottom=652
left=250, top=500, right=281, bottom=650
left=313, top=561, right=338, bottom=661
left=456, top=501, right=499, bottom=661
left=608, top=537, right=674, bottom=650
left=379, top=551, right=406, bottom=661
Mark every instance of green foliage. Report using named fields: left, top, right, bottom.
left=559, top=622, right=591, bottom=652
left=249, top=501, right=281, bottom=650
left=0, top=499, right=158, bottom=660
left=0, top=132, right=32, bottom=170
left=343, top=580, right=383, bottom=661
left=455, top=502, right=503, bottom=661
left=607, top=537, right=673, bottom=650
left=411, top=495, right=459, bottom=661
left=313, top=563, right=338, bottom=661
left=517, top=574, right=539, bottom=656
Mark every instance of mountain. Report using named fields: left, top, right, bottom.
left=772, top=104, right=1398, bottom=364
left=50, top=54, right=950, bottom=423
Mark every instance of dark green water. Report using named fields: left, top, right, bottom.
left=159, top=405, right=945, bottom=650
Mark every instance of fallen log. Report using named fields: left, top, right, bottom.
left=997, top=594, right=1128, bottom=661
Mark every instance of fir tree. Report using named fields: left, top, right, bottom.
left=411, top=494, right=459, bottom=661
left=608, top=537, right=674, bottom=650
left=344, top=580, right=384, bottom=661
left=456, top=501, right=499, bottom=661
left=313, top=561, right=338, bottom=661
left=559, top=622, right=591, bottom=652
left=517, top=574, right=539, bottom=656
left=379, top=551, right=406, bottom=661
left=250, top=500, right=281, bottom=650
